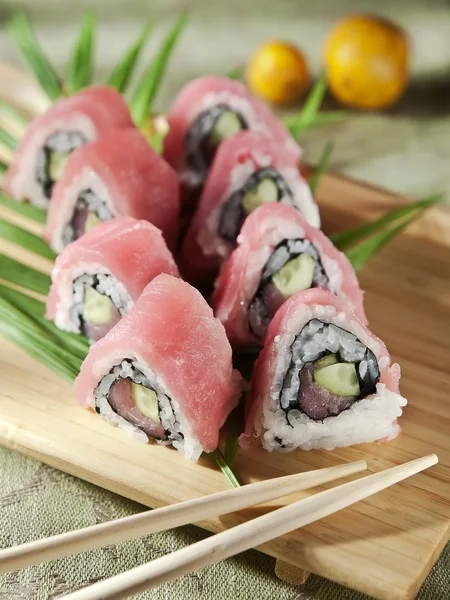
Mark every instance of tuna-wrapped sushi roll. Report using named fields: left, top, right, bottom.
left=180, top=131, right=318, bottom=285
left=74, top=274, right=241, bottom=459
left=4, top=86, right=133, bottom=209
left=163, top=76, right=301, bottom=203
left=46, top=217, right=179, bottom=342
left=45, top=128, right=180, bottom=253
left=213, top=203, right=366, bottom=349
left=240, top=289, right=406, bottom=452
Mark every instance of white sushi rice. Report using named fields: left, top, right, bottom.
left=197, top=156, right=318, bottom=262
left=257, top=303, right=407, bottom=452
left=53, top=263, right=132, bottom=334
left=94, top=356, right=204, bottom=461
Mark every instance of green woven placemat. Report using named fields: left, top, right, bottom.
left=0, top=447, right=448, bottom=599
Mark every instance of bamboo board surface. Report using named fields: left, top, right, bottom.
left=0, top=63, right=449, bottom=600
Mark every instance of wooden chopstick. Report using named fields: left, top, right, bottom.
left=61, top=454, right=438, bottom=600
left=0, top=459, right=367, bottom=572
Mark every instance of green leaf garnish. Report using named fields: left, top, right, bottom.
left=0, top=193, right=47, bottom=224
left=7, top=11, right=63, bottom=101
left=0, top=219, right=56, bottom=260
left=331, top=193, right=443, bottom=250
left=0, top=292, right=82, bottom=381
left=309, top=141, right=335, bottom=195
left=209, top=448, right=241, bottom=488
left=0, top=255, right=51, bottom=295
left=0, top=283, right=90, bottom=361
left=285, top=74, right=347, bottom=137
left=130, top=12, right=188, bottom=127
left=227, top=66, right=244, bottom=80
left=107, top=23, right=152, bottom=93
left=224, top=434, right=239, bottom=466
left=0, top=162, right=7, bottom=175
left=0, top=128, right=18, bottom=151
left=0, top=101, right=29, bottom=129
left=66, top=12, right=96, bottom=95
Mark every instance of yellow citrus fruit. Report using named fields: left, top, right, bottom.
left=246, top=41, right=310, bottom=104
left=324, top=14, right=409, bottom=109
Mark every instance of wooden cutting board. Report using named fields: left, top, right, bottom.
left=0, top=63, right=449, bottom=600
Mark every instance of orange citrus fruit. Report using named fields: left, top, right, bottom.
left=246, top=41, right=310, bottom=104
left=324, top=14, right=409, bottom=109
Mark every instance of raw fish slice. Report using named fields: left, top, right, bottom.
left=4, top=86, right=133, bottom=209
left=74, top=274, right=241, bottom=459
left=240, top=289, right=404, bottom=452
left=180, top=131, right=318, bottom=286
left=44, top=129, right=180, bottom=253
left=46, top=216, right=179, bottom=342
left=213, top=203, right=366, bottom=349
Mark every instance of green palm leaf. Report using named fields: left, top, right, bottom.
left=66, top=12, right=96, bottom=94
left=0, top=193, right=47, bottom=224
left=107, top=23, right=152, bottom=93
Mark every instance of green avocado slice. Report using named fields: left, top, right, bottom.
left=85, top=212, right=101, bottom=233
left=210, top=110, right=243, bottom=145
left=272, top=253, right=315, bottom=298
left=242, top=178, right=279, bottom=215
left=132, top=383, right=160, bottom=423
left=48, top=150, right=70, bottom=181
left=313, top=353, right=339, bottom=369
left=83, top=287, right=116, bottom=326
left=314, top=363, right=360, bottom=396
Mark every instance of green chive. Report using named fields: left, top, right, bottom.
left=130, top=12, right=188, bottom=128
left=0, top=283, right=90, bottom=361
left=345, top=214, right=419, bottom=272
left=0, top=254, right=51, bottom=295
left=66, top=11, right=96, bottom=94
left=0, top=219, right=56, bottom=260
left=0, top=293, right=81, bottom=381
left=309, top=141, right=335, bottom=195
left=0, top=101, right=29, bottom=128
left=0, top=128, right=18, bottom=151
left=107, top=23, right=152, bottom=93
left=209, top=448, right=241, bottom=488
left=7, top=11, right=63, bottom=102
left=227, top=66, right=244, bottom=80
left=331, top=193, right=443, bottom=250
left=0, top=193, right=47, bottom=224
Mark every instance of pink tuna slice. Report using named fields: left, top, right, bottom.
left=213, top=203, right=367, bottom=349
left=180, top=130, right=317, bottom=286
left=4, top=86, right=134, bottom=209
left=163, top=76, right=301, bottom=195
left=46, top=216, right=179, bottom=337
left=44, top=128, right=180, bottom=253
left=74, top=274, right=241, bottom=453
left=240, top=288, right=401, bottom=450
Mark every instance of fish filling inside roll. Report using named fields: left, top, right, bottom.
left=248, top=239, right=330, bottom=340
left=185, top=104, right=247, bottom=179
left=94, top=359, right=184, bottom=444
left=273, top=320, right=380, bottom=444
left=62, top=189, right=114, bottom=247
left=36, top=131, right=86, bottom=199
left=219, top=167, right=293, bottom=244
left=71, top=274, right=129, bottom=342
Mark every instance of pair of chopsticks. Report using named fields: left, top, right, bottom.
left=0, top=454, right=437, bottom=600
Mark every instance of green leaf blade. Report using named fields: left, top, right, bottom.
left=0, top=255, right=51, bottom=295
left=130, top=12, right=188, bottom=128
left=107, top=23, right=152, bottom=93
left=7, top=11, right=63, bottom=101
left=309, top=141, right=335, bottom=195
left=0, top=219, right=56, bottom=260
left=67, top=11, right=96, bottom=95
left=286, top=73, right=327, bottom=138
left=0, top=193, right=47, bottom=224
left=0, top=101, right=29, bottom=129
left=0, top=128, right=18, bottom=151
left=209, top=449, right=241, bottom=488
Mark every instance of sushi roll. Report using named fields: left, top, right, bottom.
left=163, top=76, right=301, bottom=203
left=46, top=217, right=179, bottom=342
left=74, top=274, right=242, bottom=460
left=4, top=86, right=133, bottom=209
left=180, top=131, right=318, bottom=285
left=44, top=128, right=180, bottom=253
left=240, top=289, right=406, bottom=452
left=213, top=203, right=366, bottom=349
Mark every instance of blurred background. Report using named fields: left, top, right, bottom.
left=0, top=0, right=449, bottom=199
